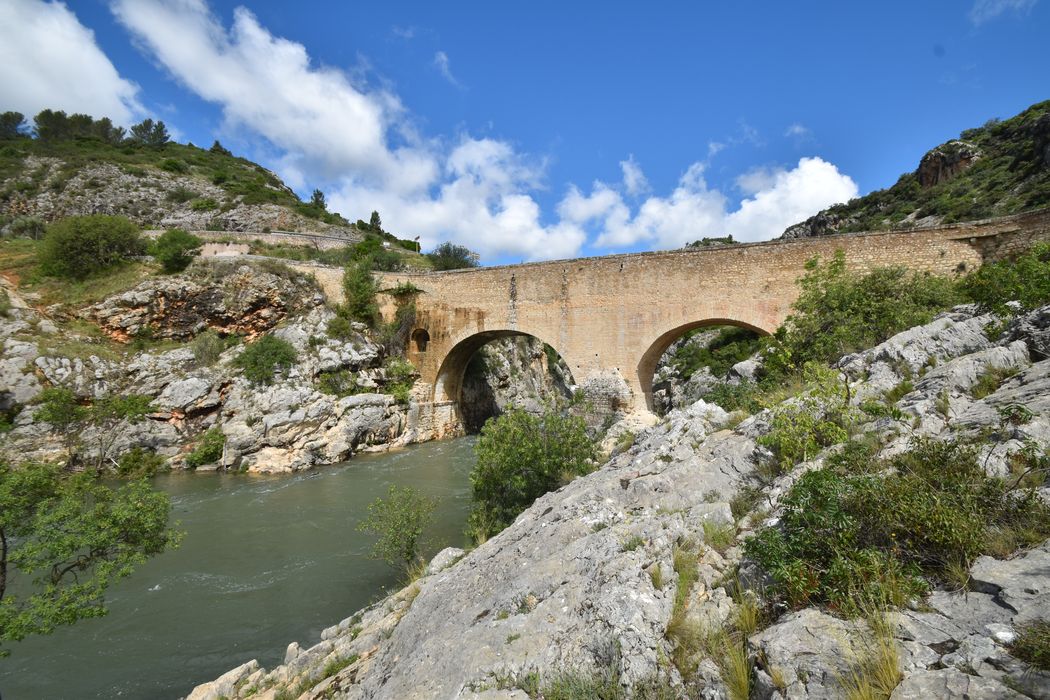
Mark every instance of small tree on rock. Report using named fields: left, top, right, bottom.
left=369, top=210, right=382, bottom=231
left=358, top=484, right=435, bottom=570
left=311, top=189, right=327, bottom=211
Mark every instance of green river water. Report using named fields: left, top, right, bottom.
left=2, top=437, right=477, bottom=700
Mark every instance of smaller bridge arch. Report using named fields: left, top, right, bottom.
left=636, top=318, right=775, bottom=412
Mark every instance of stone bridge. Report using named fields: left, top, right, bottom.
left=299, top=209, right=1050, bottom=425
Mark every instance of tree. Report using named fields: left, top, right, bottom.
left=0, top=461, right=179, bottom=657
left=209, top=140, right=232, bottom=156
left=0, top=112, right=26, bottom=139
left=152, top=229, right=202, bottom=273
left=357, top=485, right=435, bottom=569
left=427, top=242, right=480, bottom=271
left=93, top=117, right=126, bottom=145
left=129, top=118, right=170, bottom=148
left=468, top=407, right=595, bottom=540
left=39, top=215, right=146, bottom=280
left=341, top=259, right=380, bottom=325
left=33, top=109, right=70, bottom=141
left=310, top=189, right=327, bottom=211
left=369, top=210, right=382, bottom=231
left=34, top=388, right=154, bottom=471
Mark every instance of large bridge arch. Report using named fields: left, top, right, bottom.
left=636, top=317, right=775, bottom=411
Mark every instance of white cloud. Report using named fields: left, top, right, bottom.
left=968, top=0, right=1037, bottom=24
left=619, top=155, right=649, bottom=196
left=0, top=0, right=143, bottom=124
left=588, top=157, right=857, bottom=249
left=110, top=1, right=859, bottom=262
left=391, top=25, right=416, bottom=39
left=433, top=50, right=463, bottom=88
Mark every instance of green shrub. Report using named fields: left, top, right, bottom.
left=234, top=334, right=297, bottom=384
left=159, top=158, right=187, bottom=173
left=316, top=369, right=362, bottom=397
left=326, top=314, right=355, bottom=340
left=745, top=438, right=1050, bottom=616
left=381, top=357, right=416, bottom=403
left=766, top=253, right=960, bottom=378
left=190, top=197, right=218, bottom=211
left=1009, top=619, right=1050, bottom=671
left=340, top=259, right=379, bottom=326
left=165, top=186, right=197, bottom=203
left=0, top=289, right=10, bottom=318
left=357, top=484, right=435, bottom=569
left=185, top=428, right=225, bottom=468
left=7, top=215, right=45, bottom=239
left=960, top=243, right=1050, bottom=313
left=152, top=228, right=202, bottom=273
left=191, top=330, right=226, bottom=366
left=116, top=447, right=167, bottom=477
left=469, top=407, right=595, bottom=540
left=39, top=215, right=146, bottom=279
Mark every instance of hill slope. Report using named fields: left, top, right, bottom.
left=0, top=123, right=360, bottom=237
left=783, top=100, right=1050, bottom=238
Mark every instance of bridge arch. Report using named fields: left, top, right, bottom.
left=636, top=317, right=775, bottom=412
left=432, top=329, right=579, bottom=408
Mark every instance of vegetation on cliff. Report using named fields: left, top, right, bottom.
left=782, top=100, right=1050, bottom=236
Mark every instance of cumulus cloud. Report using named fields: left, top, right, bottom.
left=0, top=0, right=143, bottom=124
left=969, top=0, right=1037, bottom=25
left=110, top=0, right=858, bottom=261
left=586, top=157, right=857, bottom=249
left=619, top=155, right=649, bottom=196
left=433, top=50, right=463, bottom=88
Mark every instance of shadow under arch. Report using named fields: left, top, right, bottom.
left=432, top=329, right=576, bottom=408
left=636, top=317, right=773, bottom=412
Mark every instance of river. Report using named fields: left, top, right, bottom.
left=1, top=437, right=477, bottom=700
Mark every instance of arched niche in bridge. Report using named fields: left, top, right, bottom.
left=433, top=330, right=577, bottom=432
left=411, top=328, right=430, bottom=353
left=636, top=318, right=773, bottom=414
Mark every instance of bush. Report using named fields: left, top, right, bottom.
left=165, top=186, right=197, bottom=203
left=152, top=228, right=202, bottom=273
left=191, top=330, right=226, bottom=366
left=39, top=215, right=146, bottom=279
left=116, top=447, right=167, bottom=477
left=185, top=428, right=225, bottom=468
left=469, top=408, right=595, bottom=539
left=6, top=216, right=45, bottom=239
left=357, top=485, right=435, bottom=570
left=427, top=242, right=479, bottom=271
left=960, top=242, right=1050, bottom=313
left=340, top=259, right=379, bottom=326
left=234, top=334, right=297, bottom=384
left=745, top=438, right=1050, bottom=616
left=766, top=253, right=960, bottom=378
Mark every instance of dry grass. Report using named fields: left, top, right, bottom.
left=839, top=610, right=902, bottom=700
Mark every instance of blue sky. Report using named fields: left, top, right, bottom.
left=1, top=0, right=1046, bottom=264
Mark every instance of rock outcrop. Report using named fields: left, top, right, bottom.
left=190, top=303, right=1050, bottom=699
left=89, top=261, right=323, bottom=342
left=917, top=140, right=982, bottom=188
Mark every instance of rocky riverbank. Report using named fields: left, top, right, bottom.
left=188, top=303, right=1050, bottom=699
left=0, top=260, right=444, bottom=471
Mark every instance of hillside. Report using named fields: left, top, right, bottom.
left=0, top=111, right=362, bottom=237
left=782, top=100, right=1050, bottom=238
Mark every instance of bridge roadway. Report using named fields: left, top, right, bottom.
left=296, top=209, right=1050, bottom=425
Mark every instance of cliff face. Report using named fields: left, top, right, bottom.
left=190, top=303, right=1050, bottom=700
left=782, top=100, right=1050, bottom=238
left=0, top=259, right=429, bottom=473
